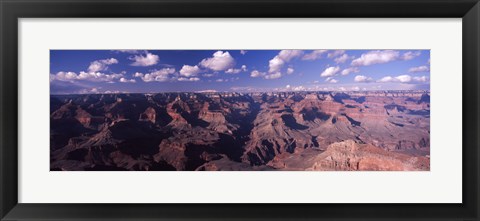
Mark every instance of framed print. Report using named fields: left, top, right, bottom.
left=1, top=0, right=479, bottom=220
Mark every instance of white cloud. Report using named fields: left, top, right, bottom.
left=268, top=50, right=303, bottom=74
left=408, top=65, right=430, bottom=73
left=268, top=56, right=285, bottom=73
left=225, top=68, right=241, bottom=74
left=278, top=50, right=303, bottom=61
left=199, top=51, right=235, bottom=71
left=302, top=50, right=327, bottom=61
left=286, top=85, right=291, bottom=89
left=341, top=67, right=359, bottom=75
left=78, top=88, right=101, bottom=94
left=215, top=79, right=224, bottom=82
left=351, top=50, right=400, bottom=66
left=119, top=77, right=136, bottom=83
left=264, top=72, right=282, bottom=80
left=402, top=51, right=421, bottom=60
left=113, top=50, right=145, bottom=54
left=134, top=72, right=144, bottom=77
left=225, top=65, right=247, bottom=74
left=53, top=71, right=125, bottom=83
left=130, top=52, right=159, bottom=66
left=413, top=76, right=429, bottom=82
left=286, top=67, right=294, bottom=75
left=178, top=77, right=200, bottom=82
left=327, top=50, right=345, bottom=58
left=88, top=58, right=118, bottom=72
left=139, top=68, right=176, bottom=82
left=377, top=74, right=423, bottom=83
left=354, top=75, right=373, bottom=83
left=240, top=50, right=247, bottom=55
left=325, top=77, right=338, bottom=83
left=377, top=76, right=396, bottom=83
left=197, top=89, right=217, bottom=93
left=179, top=65, right=202, bottom=77
left=54, top=71, right=78, bottom=81
left=203, top=73, right=216, bottom=77
left=292, top=85, right=306, bottom=91
left=250, top=70, right=266, bottom=78
left=77, top=71, right=123, bottom=82
left=320, top=66, right=340, bottom=77
left=395, top=75, right=412, bottom=83
left=334, top=54, right=352, bottom=64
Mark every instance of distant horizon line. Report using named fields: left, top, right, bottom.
left=51, top=89, right=430, bottom=96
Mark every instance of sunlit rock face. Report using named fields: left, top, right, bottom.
left=50, top=91, right=430, bottom=171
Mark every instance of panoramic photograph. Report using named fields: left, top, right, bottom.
left=50, top=49, right=430, bottom=171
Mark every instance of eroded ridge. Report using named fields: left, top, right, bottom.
left=50, top=90, right=430, bottom=171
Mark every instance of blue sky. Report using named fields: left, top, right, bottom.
left=50, top=50, right=430, bottom=94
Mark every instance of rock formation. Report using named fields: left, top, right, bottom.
left=50, top=91, right=430, bottom=171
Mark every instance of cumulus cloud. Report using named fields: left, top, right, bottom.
left=351, top=50, right=422, bottom=67
left=278, top=50, right=304, bottom=61
left=178, top=77, right=200, bottom=82
left=302, top=50, right=327, bottom=61
left=197, top=89, right=217, bottom=93
left=268, top=50, right=303, bottom=74
left=112, top=50, right=146, bottom=54
left=134, top=72, right=144, bottom=77
left=119, top=77, right=136, bottom=83
left=203, top=73, right=216, bottom=77
left=408, top=65, right=430, bottom=73
left=325, top=77, right=338, bottom=83
left=87, top=58, right=118, bottom=72
left=351, top=50, right=400, bottom=66
left=264, top=72, right=282, bottom=80
left=129, top=52, right=159, bottom=66
left=138, top=68, right=176, bottom=82
left=287, top=67, right=294, bottom=75
left=413, top=76, right=429, bottom=82
left=377, top=74, right=427, bottom=83
left=354, top=75, right=373, bottom=83
left=334, top=54, right=352, bottom=64
left=52, top=71, right=125, bottom=83
left=327, top=50, right=345, bottom=58
left=395, top=75, right=412, bottom=83
left=341, top=67, right=359, bottom=75
left=225, top=69, right=241, bottom=74
left=377, top=76, right=396, bottom=83
left=179, top=65, right=202, bottom=77
left=402, top=51, right=421, bottom=60
left=292, top=85, right=306, bottom=91
left=54, top=71, right=79, bottom=81
left=225, top=65, right=247, bottom=74
left=78, top=87, right=101, bottom=94
left=268, top=56, right=285, bottom=73
left=320, top=66, right=340, bottom=77
left=78, top=72, right=122, bottom=82
left=199, top=51, right=235, bottom=71
left=250, top=70, right=266, bottom=78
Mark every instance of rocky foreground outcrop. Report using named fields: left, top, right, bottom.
left=50, top=91, right=430, bottom=171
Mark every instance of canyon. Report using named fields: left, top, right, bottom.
left=50, top=91, right=430, bottom=171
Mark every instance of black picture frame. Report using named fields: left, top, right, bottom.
left=1, top=0, right=479, bottom=220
